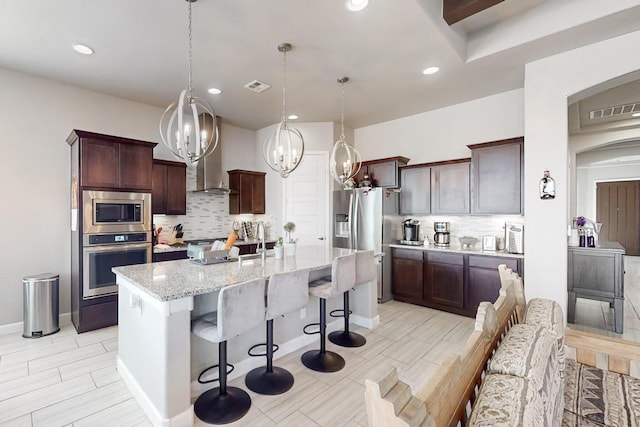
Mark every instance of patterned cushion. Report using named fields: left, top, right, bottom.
left=488, top=324, right=563, bottom=426
left=563, top=359, right=640, bottom=426
left=525, top=298, right=566, bottom=375
left=469, top=374, right=545, bottom=426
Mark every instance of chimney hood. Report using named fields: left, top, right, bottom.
left=192, top=117, right=231, bottom=194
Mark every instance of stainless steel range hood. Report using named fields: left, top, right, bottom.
left=193, top=117, right=231, bottom=194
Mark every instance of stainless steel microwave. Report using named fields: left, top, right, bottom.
left=82, top=190, right=151, bottom=234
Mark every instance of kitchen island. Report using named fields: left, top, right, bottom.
left=113, top=243, right=377, bottom=427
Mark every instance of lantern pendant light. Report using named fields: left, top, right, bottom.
left=329, top=76, right=361, bottom=185
left=159, top=0, right=218, bottom=168
left=263, top=43, right=305, bottom=178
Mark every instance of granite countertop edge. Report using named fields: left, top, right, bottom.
left=388, top=243, right=524, bottom=259
left=153, top=239, right=277, bottom=253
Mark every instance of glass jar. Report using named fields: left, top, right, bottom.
left=578, top=228, right=586, bottom=247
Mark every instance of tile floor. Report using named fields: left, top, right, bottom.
left=568, top=255, right=640, bottom=343
left=0, top=300, right=475, bottom=426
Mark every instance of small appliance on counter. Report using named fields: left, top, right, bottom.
left=505, top=222, right=524, bottom=254
left=433, top=221, right=451, bottom=247
left=401, top=219, right=421, bottom=245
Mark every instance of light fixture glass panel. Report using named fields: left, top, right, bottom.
left=329, top=77, right=361, bottom=185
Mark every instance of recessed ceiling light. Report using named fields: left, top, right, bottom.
left=346, top=0, right=369, bottom=12
left=72, top=44, right=94, bottom=55
left=207, top=88, right=221, bottom=95
left=632, top=112, right=640, bottom=117
left=422, top=66, right=439, bottom=75
left=288, top=114, right=299, bottom=120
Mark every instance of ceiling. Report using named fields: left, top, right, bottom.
left=3, top=0, right=640, bottom=130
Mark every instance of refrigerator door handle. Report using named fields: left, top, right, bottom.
left=348, top=192, right=354, bottom=250
left=353, top=191, right=359, bottom=249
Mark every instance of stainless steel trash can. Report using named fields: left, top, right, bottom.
left=23, top=273, right=60, bottom=338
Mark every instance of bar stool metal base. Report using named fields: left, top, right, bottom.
left=301, top=349, right=345, bottom=372
left=245, top=366, right=294, bottom=395
left=194, top=386, right=251, bottom=425
left=328, top=330, right=366, bottom=347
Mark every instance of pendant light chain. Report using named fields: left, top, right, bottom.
left=339, top=79, right=346, bottom=141
left=281, top=48, right=287, bottom=123
left=187, top=0, right=193, bottom=99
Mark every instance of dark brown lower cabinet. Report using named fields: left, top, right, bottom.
left=424, top=253, right=464, bottom=310
left=391, top=248, right=523, bottom=317
left=391, top=248, right=424, bottom=302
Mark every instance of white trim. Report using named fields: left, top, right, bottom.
left=351, top=314, right=379, bottom=330
left=0, top=312, right=72, bottom=337
left=118, top=357, right=194, bottom=427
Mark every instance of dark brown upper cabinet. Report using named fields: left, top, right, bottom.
left=431, top=159, right=470, bottom=215
left=228, top=170, right=266, bottom=214
left=354, top=156, right=409, bottom=188
left=67, top=130, right=156, bottom=192
left=152, top=159, right=187, bottom=215
left=469, top=137, right=523, bottom=215
left=399, top=165, right=431, bottom=215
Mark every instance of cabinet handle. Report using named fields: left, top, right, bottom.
left=318, top=237, right=325, bottom=241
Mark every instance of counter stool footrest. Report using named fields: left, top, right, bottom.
left=303, top=322, right=320, bottom=335
left=329, top=308, right=352, bottom=318
left=247, top=342, right=280, bottom=358
left=197, top=363, right=235, bottom=385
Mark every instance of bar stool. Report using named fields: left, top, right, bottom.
left=191, top=278, right=266, bottom=425
left=245, top=269, right=310, bottom=395
left=329, top=249, right=375, bottom=347
left=301, top=253, right=356, bottom=372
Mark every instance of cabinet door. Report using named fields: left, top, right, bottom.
left=424, top=253, right=464, bottom=308
left=81, top=139, right=119, bottom=188
left=119, top=143, right=153, bottom=191
left=400, top=167, right=430, bottom=215
left=368, top=161, right=398, bottom=187
left=252, top=174, right=265, bottom=214
left=151, top=163, right=167, bottom=214
left=391, top=249, right=424, bottom=300
left=239, top=173, right=254, bottom=213
left=467, top=256, right=519, bottom=314
left=432, top=163, right=470, bottom=214
left=165, top=164, right=186, bottom=215
left=471, top=142, right=522, bottom=214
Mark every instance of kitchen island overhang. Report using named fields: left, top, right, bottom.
left=113, top=243, right=378, bottom=427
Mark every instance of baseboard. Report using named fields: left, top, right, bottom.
left=118, top=357, right=194, bottom=427
left=351, top=314, right=379, bottom=330
left=191, top=318, right=342, bottom=396
left=0, top=312, right=72, bottom=337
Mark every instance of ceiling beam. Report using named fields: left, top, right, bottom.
left=443, top=0, right=504, bottom=25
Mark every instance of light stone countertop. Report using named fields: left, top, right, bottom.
left=115, top=243, right=357, bottom=302
left=389, top=243, right=524, bottom=259
left=567, top=241, right=625, bottom=253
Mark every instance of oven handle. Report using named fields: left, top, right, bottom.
left=83, top=242, right=151, bottom=253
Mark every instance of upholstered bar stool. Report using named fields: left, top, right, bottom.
left=191, top=278, right=266, bottom=425
left=245, top=269, right=310, bottom=395
left=329, top=249, right=375, bottom=347
left=302, top=253, right=356, bottom=372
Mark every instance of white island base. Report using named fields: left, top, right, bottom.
left=113, top=245, right=378, bottom=426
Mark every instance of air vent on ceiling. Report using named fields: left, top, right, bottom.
left=244, top=80, right=271, bottom=93
left=589, top=102, right=640, bottom=119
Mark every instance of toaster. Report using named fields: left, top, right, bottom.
left=505, top=222, right=524, bottom=254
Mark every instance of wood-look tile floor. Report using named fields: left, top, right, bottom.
left=0, top=301, right=475, bottom=426
left=568, top=255, right=640, bottom=343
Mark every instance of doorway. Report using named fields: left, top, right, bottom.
left=596, top=180, right=640, bottom=256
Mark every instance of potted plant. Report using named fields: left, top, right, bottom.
left=274, top=236, right=284, bottom=259
left=283, top=222, right=297, bottom=256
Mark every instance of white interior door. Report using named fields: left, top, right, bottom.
left=284, top=152, right=329, bottom=243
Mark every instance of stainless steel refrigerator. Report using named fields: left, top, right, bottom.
left=333, top=187, right=398, bottom=302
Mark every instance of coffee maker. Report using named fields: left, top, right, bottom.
left=433, top=222, right=451, bottom=247
left=401, top=219, right=421, bottom=244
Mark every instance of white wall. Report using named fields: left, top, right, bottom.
left=354, top=89, right=524, bottom=163
left=524, top=29, right=640, bottom=317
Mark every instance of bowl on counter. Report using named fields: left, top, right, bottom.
left=458, top=236, right=478, bottom=249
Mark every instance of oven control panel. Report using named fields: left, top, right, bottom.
left=88, top=232, right=148, bottom=245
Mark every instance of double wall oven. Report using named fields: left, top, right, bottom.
left=81, top=191, right=151, bottom=299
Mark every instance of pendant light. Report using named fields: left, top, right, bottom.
left=159, top=0, right=218, bottom=167
left=263, top=43, right=305, bottom=178
left=329, top=77, right=361, bottom=185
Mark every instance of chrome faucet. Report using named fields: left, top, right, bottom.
left=255, top=221, right=266, bottom=260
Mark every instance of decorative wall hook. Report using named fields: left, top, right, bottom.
left=539, top=170, right=555, bottom=199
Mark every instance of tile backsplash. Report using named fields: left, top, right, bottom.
left=152, top=167, right=276, bottom=242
